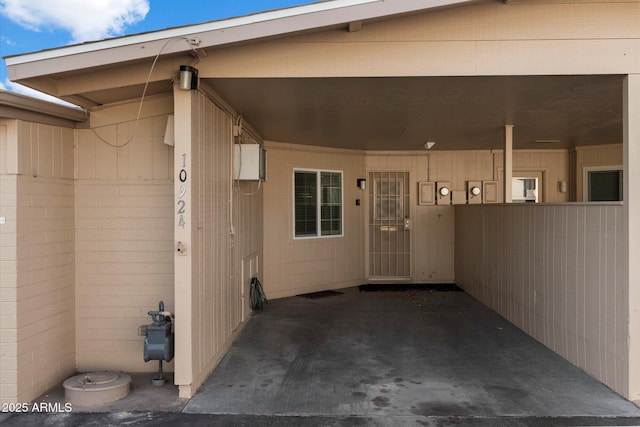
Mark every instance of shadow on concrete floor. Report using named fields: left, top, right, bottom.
left=3, top=287, right=640, bottom=426
left=185, top=287, right=640, bottom=418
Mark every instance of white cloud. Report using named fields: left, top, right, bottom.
left=1, top=78, right=83, bottom=109
left=0, top=0, right=149, bottom=43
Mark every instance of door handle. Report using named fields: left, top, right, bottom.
left=404, top=218, right=412, bottom=230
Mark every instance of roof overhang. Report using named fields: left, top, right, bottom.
left=0, top=90, right=87, bottom=126
left=5, top=0, right=476, bottom=82
left=2, top=0, right=631, bottom=150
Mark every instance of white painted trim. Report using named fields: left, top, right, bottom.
left=7, top=1, right=374, bottom=64
left=0, top=89, right=86, bottom=121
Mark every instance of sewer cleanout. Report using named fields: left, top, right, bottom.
left=63, top=372, right=131, bottom=405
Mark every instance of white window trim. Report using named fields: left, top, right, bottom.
left=293, top=168, right=344, bottom=240
left=582, top=165, right=623, bottom=202
left=512, top=176, right=539, bottom=203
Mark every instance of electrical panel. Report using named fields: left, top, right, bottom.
left=483, top=181, right=499, bottom=203
left=234, top=144, right=266, bottom=181
left=418, top=182, right=435, bottom=205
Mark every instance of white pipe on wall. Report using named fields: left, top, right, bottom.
left=504, top=125, right=514, bottom=203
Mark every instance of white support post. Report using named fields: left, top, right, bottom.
left=624, top=74, right=640, bottom=402
left=173, top=84, right=195, bottom=398
left=504, top=125, right=514, bottom=203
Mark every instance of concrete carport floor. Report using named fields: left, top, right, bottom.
left=3, top=286, right=640, bottom=427
left=183, top=286, right=640, bottom=423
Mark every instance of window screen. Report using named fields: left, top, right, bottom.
left=294, top=170, right=342, bottom=238
left=294, top=171, right=317, bottom=236
left=320, top=172, right=342, bottom=236
left=588, top=170, right=622, bottom=201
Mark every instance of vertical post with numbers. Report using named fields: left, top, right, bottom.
left=173, top=86, right=194, bottom=397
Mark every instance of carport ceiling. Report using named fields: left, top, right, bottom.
left=206, top=75, right=623, bottom=151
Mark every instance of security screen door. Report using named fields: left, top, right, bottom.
left=368, top=171, right=411, bottom=278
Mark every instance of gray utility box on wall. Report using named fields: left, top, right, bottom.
left=143, top=302, right=174, bottom=363
left=234, top=144, right=266, bottom=181
left=144, top=321, right=174, bottom=362
left=143, top=301, right=174, bottom=386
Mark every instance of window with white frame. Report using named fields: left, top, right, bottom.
left=583, top=165, right=623, bottom=202
left=294, top=169, right=343, bottom=238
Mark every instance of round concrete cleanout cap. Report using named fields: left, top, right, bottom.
left=63, top=372, right=131, bottom=406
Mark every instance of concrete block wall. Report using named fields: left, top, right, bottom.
left=75, top=112, right=174, bottom=373
left=0, top=173, right=18, bottom=403
left=14, top=176, right=75, bottom=402
left=0, top=120, right=76, bottom=404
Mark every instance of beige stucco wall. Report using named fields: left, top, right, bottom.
left=0, top=119, right=75, bottom=404
left=364, top=151, right=480, bottom=283
left=262, top=142, right=365, bottom=299
left=264, top=146, right=571, bottom=295
left=75, top=97, right=175, bottom=372
left=173, top=89, right=261, bottom=398
left=493, top=149, right=571, bottom=203
left=455, top=203, right=627, bottom=398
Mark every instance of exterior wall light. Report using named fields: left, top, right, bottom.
left=439, top=186, right=450, bottom=197
left=470, top=186, right=481, bottom=196
left=558, top=181, right=568, bottom=193
left=179, top=65, right=198, bottom=91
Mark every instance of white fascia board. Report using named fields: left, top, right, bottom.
left=0, top=90, right=86, bottom=121
left=5, top=0, right=474, bottom=80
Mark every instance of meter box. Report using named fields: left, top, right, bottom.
left=234, top=144, right=266, bottom=181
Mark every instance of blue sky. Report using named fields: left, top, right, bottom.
left=0, top=0, right=319, bottom=101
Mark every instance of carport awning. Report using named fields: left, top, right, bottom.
left=205, top=75, right=622, bottom=151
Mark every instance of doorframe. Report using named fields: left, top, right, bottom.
left=364, top=168, right=414, bottom=282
